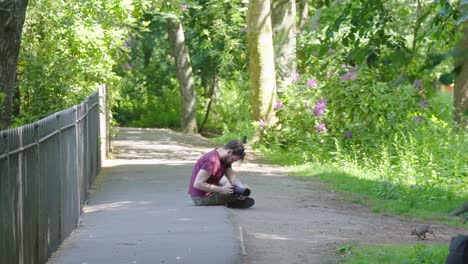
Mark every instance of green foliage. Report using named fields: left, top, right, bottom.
left=338, top=244, right=448, bottom=264
left=113, top=0, right=252, bottom=132
left=129, top=90, right=181, bottom=128
left=212, top=121, right=256, bottom=145
left=15, top=0, right=466, bottom=224
left=112, top=16, right=182, bottom=127
left=16, top=0, right=142, bottom=125
left=429, top=91, right=454, bottom=120
left=258, top=0, right=467, bottom=210
left=208, top=76, right=252, bottom=130
left=300, top=0, right=459, bottom=76
left=186, top=0, right=248, bottom=82
left=336, top=243, right=355, bottom=255
left=376, top=179, right=402, bottom=200
left=409, top=244, right=441, bottom=264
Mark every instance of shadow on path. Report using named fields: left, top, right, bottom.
left=47, top=127, right=467, bottom=264
left=47, top=128, right=240, bottom=264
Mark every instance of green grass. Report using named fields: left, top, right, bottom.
left=290, top=162, right=468, bottom=226
left=337, top=243, right=448, bottom=264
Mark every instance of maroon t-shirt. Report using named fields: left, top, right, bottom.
left=188, top=149, right=231, bottom=197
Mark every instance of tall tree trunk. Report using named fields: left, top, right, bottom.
left=0, top=0, right=29, bottom=130
left=167, top=18, right=197, bottom=133
left=297, top=0, right=308, bottom=31
left=271, top=0, right=296, bottom=88
left=454, top=22, right=468, bottom=128
left=248, top=0, right=277, bottom=139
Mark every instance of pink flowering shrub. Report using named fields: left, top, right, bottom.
left=260, top=64, right=437, bottom=164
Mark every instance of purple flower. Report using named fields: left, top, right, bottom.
left=414, top=79, right=423, bottom=89
left=306, top=78, right=318, bottom=88
left=315, top=123, right=327, bottom=132
left=180, top=4, right=189, bottom=11
left=341, top=71, right=357, bottom=81
left=290, top=72, right=300, bottom=82
left=413, top=116, right=424, bottom=123
left=283, top=72, right=300, bottom=85
left=313, top=99, right=327, bottom=116
left=273, top=101, right=284, bottom=110
left=419, top=99, right=429, bottom=109
left=344, top=130, right=353, bottom=139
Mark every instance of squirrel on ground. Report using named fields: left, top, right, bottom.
left=411, top=224, right=436, bottom=240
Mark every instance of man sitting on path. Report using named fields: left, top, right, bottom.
left=188, top=139, right=254, bottom=209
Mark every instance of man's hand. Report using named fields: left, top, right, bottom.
left=219, top=184, right=234, bottom=195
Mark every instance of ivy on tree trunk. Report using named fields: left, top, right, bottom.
left=0, top=0, right=29, bottom=130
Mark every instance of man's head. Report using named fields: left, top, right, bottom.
left=221, top=139, right=245, bottom=165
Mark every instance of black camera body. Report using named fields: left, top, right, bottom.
left=233, top=185, right=251, bottom=197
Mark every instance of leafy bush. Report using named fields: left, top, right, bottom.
left=17, top=0, right=137, bottom=125
left=257, top=0, right=467, bottom=203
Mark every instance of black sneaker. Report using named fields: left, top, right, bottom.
left=226, top=198, right=255, bottom=209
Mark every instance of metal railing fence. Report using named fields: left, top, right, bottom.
left=0, top=92, right=101, bottom=264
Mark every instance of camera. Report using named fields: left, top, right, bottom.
left=233, top=185, right=250, bottom=197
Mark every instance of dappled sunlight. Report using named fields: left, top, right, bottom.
left=136, top=201, right=152, bottom=205
left=104, top=159, right=194, bottom=167
left=109, top=128, right=292, bottom=180
left=107, top=129, right=291, bottom=177
left=251, top=233, right=356, bottom=243
left=253, top=233, right=290, bottom=241
left=83, top=201, right=133, bottom=213
left=114, top=127, right=217, bottom=148
left=111, top=141, right=210, bottom=161
left=232, top=162, right=290, bottom=176
left=308, top=234, right=354, bottom=241
left=125, top=130, right=146, bottom=134
left=114, top=140, right=207, bottom=151
left=83, top=201, right=154, bottom=213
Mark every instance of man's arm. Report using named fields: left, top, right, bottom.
left=224, top=167, right=245, bottom=188
left=194, top=169, right=233, bottom=195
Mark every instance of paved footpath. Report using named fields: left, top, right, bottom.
left=47, top=128, right=242, bottom=264
left=47, top=127, right=467, bottom=264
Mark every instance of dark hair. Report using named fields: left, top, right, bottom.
left=224, top=139, right=245, bottom=160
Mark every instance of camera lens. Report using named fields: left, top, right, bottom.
left=233, top=186, right=250, bottom=196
